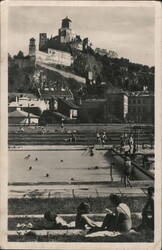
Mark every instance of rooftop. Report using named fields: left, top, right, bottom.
left=8, top=93, right=38, bottom=100
left=58, top=98, right=79, bottom=109
left=127, top=91, right=154, bottom=97
left=41, top=89, right=73, bottom=99
left=8, top=109, right=39, bottom=118
left=62, top=16, right=72, bottom=22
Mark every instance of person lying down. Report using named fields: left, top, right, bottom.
left=17, top=203, right=100, bottom=231
left=16, top=194, right=134, bottom=234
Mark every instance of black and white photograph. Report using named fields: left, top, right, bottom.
left=0, top=0, right=162, bottom=248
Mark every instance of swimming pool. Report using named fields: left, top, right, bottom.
left=8, top=148, right=123, bottom=184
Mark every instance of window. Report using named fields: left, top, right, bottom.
left=132, top=108, right=135, bottom=113
left=70, top=109, right=78, bottom=119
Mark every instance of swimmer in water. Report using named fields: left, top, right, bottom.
left=60, top=160, right=63, bottom=162
left=46, top=173, right=49, bottom=177
left=29, top=166, right=32, bottom=170
left=35, top=157, right=38, bottom=161
left=24, top=154, right=31, bottom=160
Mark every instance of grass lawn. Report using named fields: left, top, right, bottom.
left=8, top=196, right=147, bottom=215
left=8, top=196, right=154, bottom=242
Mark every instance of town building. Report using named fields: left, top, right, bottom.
left=51, top=98, right=79, bottom=120
left=79, top=99, right=106, bottom=123
left=8, top=108, right=39, bottom=125
left=105, top=92, right=128, bottom=123
left=8, top=93, right=49, bottom=114
left=42, top=87, right=74, bottom=102
left=128, top=91, right=154, bottom=123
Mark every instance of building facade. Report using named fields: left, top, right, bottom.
left=79, top=99, right=106, bottom=123
left=48, top=48, right=73, bottom=66
left=8, top=108, right=39, bottom=125
left=128, top=92, right=154, bottom=123
left=8, top=94, right=49, bottom=114
left=106, top=93, right=128, bottom=123
left=57, top=98, right=79, bottom=120
left=36, top=49, right=73, bottom=67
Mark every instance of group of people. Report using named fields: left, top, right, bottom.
left=96, top=131, right=107, bottom=145
left=16, top=127, right=25, bottom=133
left=120, top=133, right=135, bottom=154
left=21, top=188, right=154, bottom=234
left=64, top=133, right=77, bottom=143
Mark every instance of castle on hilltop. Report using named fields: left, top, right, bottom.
left=14, top=16, right=111, bottom=69
left=39, top=16, right=92, bottom=53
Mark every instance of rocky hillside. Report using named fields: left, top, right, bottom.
left=8, top=48, right=154, bottom=96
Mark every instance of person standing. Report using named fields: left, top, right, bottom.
left=96, top=132, right=100, bottom=144
left=123, top=156, right=132, bottom=187
left=120, top=134, right=125, bottom=152
left=102, top=131, right=107, bottom=145
left=128, top=135, right=134, bottom=154
left=61, top=118, right=64, bottom=129
left=135, top=187, right=154, bottom=231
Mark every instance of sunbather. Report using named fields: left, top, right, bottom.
left=19, top=211, right=73, bottom=230
left=101, top=194, right=132, bottom=233
left=75, top=202, right=100, bottom=229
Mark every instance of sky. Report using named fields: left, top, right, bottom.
left=8, top=5, right=155, bottom=66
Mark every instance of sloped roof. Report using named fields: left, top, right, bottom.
left=41, top=89, right=73, bottom=99
left=127, top=91, right=154, bottom=97
left=52, top=111, right=70, bottom=120
left=8, top=92, right=38, bottom=99
left=8, top=109, right=39, bottom=118
left=59, top=98, right=79, bottom=109
left=62, top=16, right=72, bottom=22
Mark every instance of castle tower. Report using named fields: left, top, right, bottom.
left=29, top=38, right=36, bottom=57
left=58, top=16, right=72, bottom=43
left=39, top=33, right=47, bottom=50
left=62, top=16, right=72, bottom=29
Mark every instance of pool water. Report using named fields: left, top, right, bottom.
left=8, top=149, right=123, bottom=183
